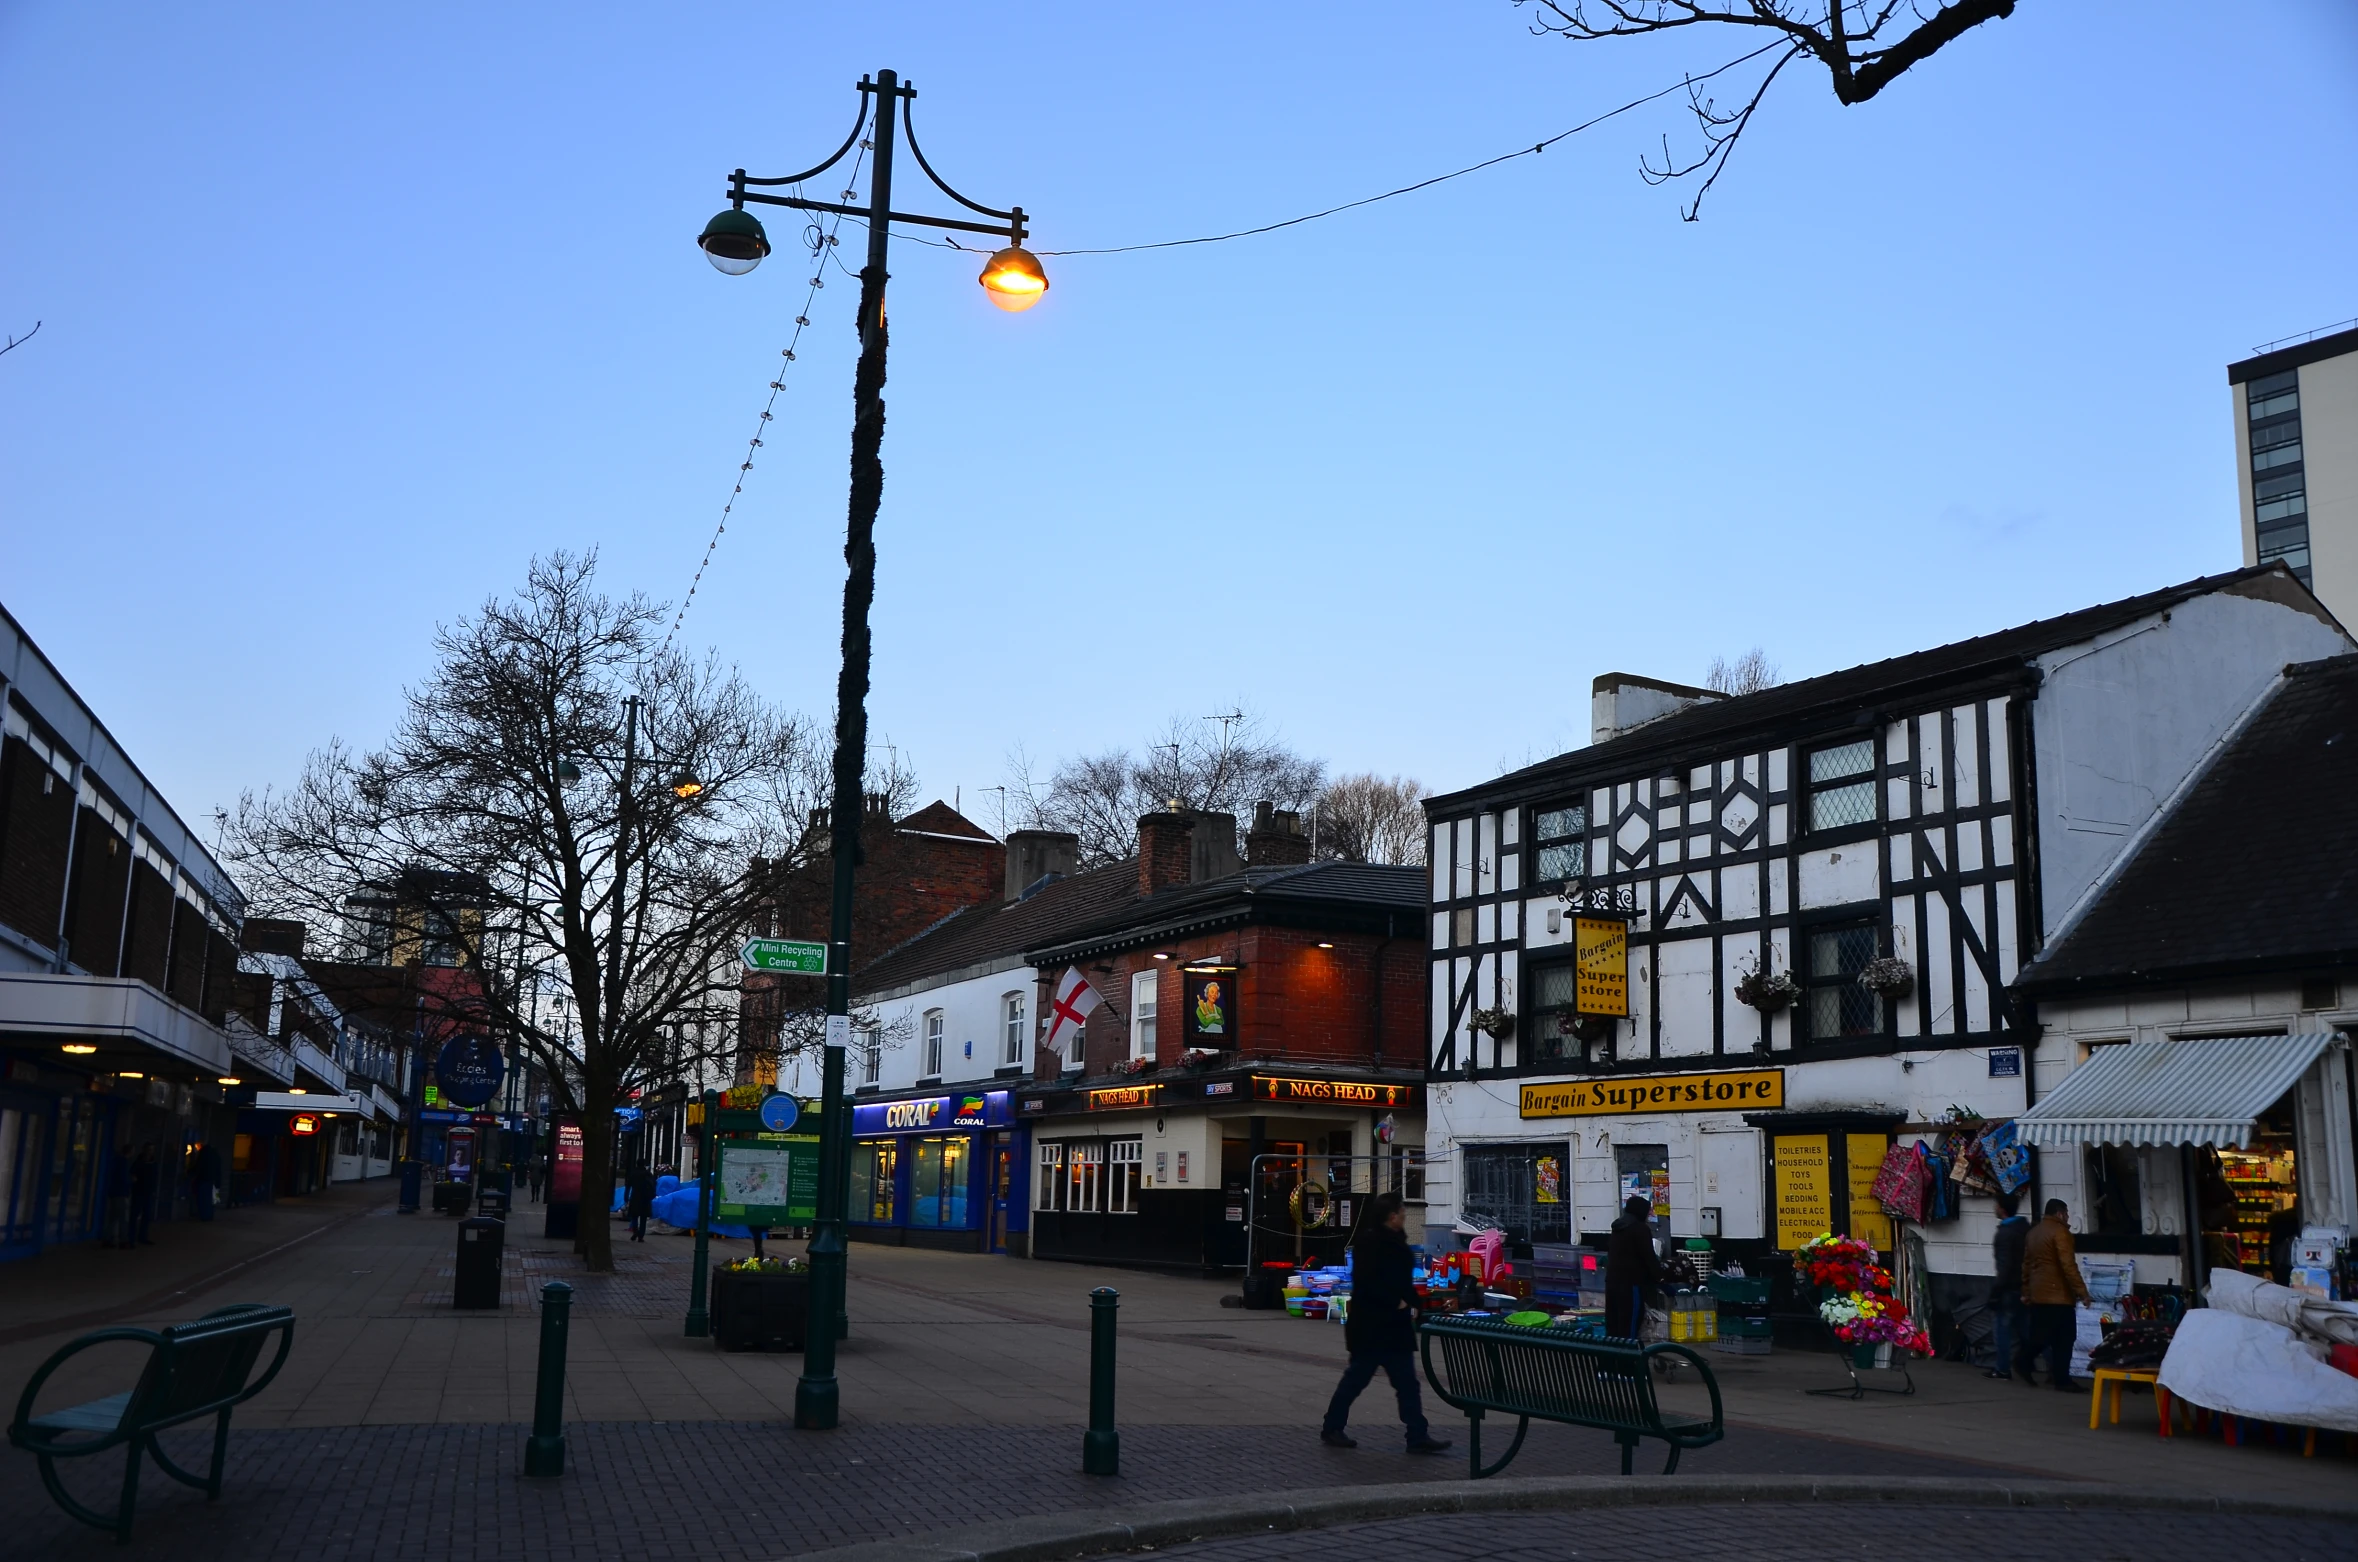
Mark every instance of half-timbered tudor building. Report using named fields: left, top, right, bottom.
left=1419, top=566, right=2351, bottom=1309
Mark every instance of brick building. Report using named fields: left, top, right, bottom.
left=737, top=798, right=1005, bottom=1085
left=1015, top=804, right=1427, bottom=1280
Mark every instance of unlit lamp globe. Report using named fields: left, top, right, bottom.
left=977, top=246, right=1049, bottom=312
left=699, top=209, right=772, bottom=276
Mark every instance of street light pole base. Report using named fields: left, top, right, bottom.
left=1082, top=1428, right=1120, bottom=1476
left=794, top=1377, right=839, bottom=1430
left=684, top=1308, right=708, bottom=1339
left=523, top=1434, right=565, bottom=1478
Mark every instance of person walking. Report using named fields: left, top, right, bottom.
left=1985, top=1190, right=2029, bottom=1379
left=1605, top=1194, right=1662, bottom=1342
left=190, top=1141, right=222, bottom=1222
left=1320, top=1191, right=1451, bottom=1454
left=626, top=1162, right=657, bottom=1242
left=2016, top=1198, right=2091, bottom=1390
left=128, top=1144, right=160, bottom=1246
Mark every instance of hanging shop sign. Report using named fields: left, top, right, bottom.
left=1183, top=971, right=1235, bottom=1045
left=1771, top=1132, right=1834, bottom=1249
left=1250, top=1076, right=1418, bottom=1109
left=1087, top=1083, right=1161, bottom=1112
left=434, top=1035, right=505, bottom=1109
left=290, top=1114, right=319, bottom=1136
left=1574, top=916, right=1629, bottom=1016
left=1519, top=1068, right=1783, bottom=1119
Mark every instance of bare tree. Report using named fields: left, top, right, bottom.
left=1008, top=711, right=1325, bottom=866
left=1704, top=646, right=1781, bottom=696
left=1523, top=0, right=2019, bottom=217
left=228, top=553, right=825, bottom=1272
left=1312, top=774, right=1430, bottom=866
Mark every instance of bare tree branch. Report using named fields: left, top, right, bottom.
left=0, top=320, right=39, bottom=359
left=1522, top=0, right=2019, bottom=215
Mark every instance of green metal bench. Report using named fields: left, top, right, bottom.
left=8, top=1303, right=295, bottom=1542
left=1418, top=1314, right=1723, bottom=1477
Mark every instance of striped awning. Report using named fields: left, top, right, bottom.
left=2015, top=1033, right=2339, bottom=1149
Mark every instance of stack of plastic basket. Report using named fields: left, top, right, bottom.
left=1707, top=1272, right=1773, bottom=1355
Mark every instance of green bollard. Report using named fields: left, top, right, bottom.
left=1082, top=1286, right=1120, bottom=1476
left=686, top=1092, right=717, bottom=1338
left=524, top=1281, right=572, bottom=1477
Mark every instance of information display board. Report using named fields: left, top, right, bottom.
left=713, top=1132, right=820, bottom=1226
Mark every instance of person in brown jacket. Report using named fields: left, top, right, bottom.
left=2015, top=1198, right=2091, bottom=1391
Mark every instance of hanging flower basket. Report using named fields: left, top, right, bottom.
left=1857, top=956, right=1914, bottom=999
left=1734, top=968, right=1800, bottom=1013
left=1470, top=1005, right=1516, bottom=1041
left=1180, top=1047, right=1220, bottom=1071
left=1570, top=1015, right=1616, bottom=1045
left=1117, top=1056, right=1153, bottom=1077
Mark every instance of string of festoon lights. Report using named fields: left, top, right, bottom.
left=661, top=42, right=1785, bottom=645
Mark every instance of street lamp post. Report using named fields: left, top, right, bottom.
left=698, top=69, right=1043, bottom=1432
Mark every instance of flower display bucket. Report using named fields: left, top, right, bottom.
left=1852, top=1343, right=1879, bottom=1369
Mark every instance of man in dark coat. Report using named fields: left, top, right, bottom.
left=1605, top=1195, right=1661, bottom=1341
left=1986, top=1191, right=2029, bottom=1379
left=1319, top=1191, right=1451, bottom=1453
left=626, top=1163, right=658, bottom=1242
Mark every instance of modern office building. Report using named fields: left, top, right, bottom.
left=2231, top=320, right=2357, bottom=621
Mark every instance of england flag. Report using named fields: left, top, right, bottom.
left=1041, top=966, right=1102, bottom=1062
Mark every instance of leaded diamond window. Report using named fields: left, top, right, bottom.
left=1806, top=923, right=1883, bottom=1039
left=1806, top=739, right=1877, bottom=832
left=1534, top=804, right=1586, bottom=883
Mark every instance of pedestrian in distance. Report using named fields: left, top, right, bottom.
left=1319, top=1190, right=1452, bottom=1454
left=128, top=1143, right=160, bottom=1246
left=626, top=1161, right=657, bottom=1242
left=2016, top=1197, right=2091, bottom=1391
left=190, top=1141, right=222, bottom=1222
left=1605, top=1194, right=1662, bottom=1342
left=1985, top=1190, right=2030, bottom=1379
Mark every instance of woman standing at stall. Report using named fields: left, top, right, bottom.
left=1606, top=1194, right=1663, bottom=1341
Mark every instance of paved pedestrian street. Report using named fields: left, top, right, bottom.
left=1, top=1190, right=2350, bottom=1560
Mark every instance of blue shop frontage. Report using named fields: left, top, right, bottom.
left=848, top=1087, right=1029, bottom=1254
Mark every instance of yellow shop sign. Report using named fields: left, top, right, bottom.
left=1519, top=1069, right=1784, bottom=1119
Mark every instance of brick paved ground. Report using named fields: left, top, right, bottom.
left=0, top=1418, right=2024, bottom=1562
left=1151, top=1506, right=2353, bottom=1562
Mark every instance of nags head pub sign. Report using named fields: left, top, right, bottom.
left=1520, top=1068, right=1783, bottom=1119
left=1252, top=1075, right=1418, bottom=1109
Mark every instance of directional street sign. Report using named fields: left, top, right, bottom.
left=740, top=937, right=828, bottom=975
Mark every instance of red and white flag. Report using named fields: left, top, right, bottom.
left=1041, top=966, right=1102, bottom=1059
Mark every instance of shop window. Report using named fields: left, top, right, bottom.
left=1803, top=921, right=1883, bottom=1040
left=1067, top=1140, right=1104, bottom=1213
left=850, top=1140, right=897, bottom=1223
left=1035, top=1141, right=1064, bottom=1212
left=1458, top=1142, right=1571, bottom=1246
left=1108, top=1138, right=1142, bottom=1214
left=1002, top=993, right=1028, bottom=1066
left=922, top=1010, right=944, bottom=1079
left=2213, top=1098, right=2300, bottom=1277
left=1129, top=971, right=1158, bottom=1061
left=909, top=1135, right=969, bottom=1228
left=2084, top=1144, right=2143, bottom=1237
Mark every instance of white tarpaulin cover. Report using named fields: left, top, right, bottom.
left=2014, top=1032, right=2336, bottom=1148
left=2156, top=1309, right=2358, bottom=1433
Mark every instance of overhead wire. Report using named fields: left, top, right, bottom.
left=658, top=142, right=872, bottom=660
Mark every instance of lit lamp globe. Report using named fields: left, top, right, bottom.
left=977, top=246, right=1049, bottom=312
left=698, top=209, right=771, bottom=276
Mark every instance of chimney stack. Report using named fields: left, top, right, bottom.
left=1246, top=801, right=1312, bottom=867
left=1005, top=830, right=1080, bottom=902
left=1137, top=807, right=1193, bottom=896
left=1591, top=672, right=1725, bottom=746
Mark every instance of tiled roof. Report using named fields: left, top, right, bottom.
left=1023, top=859, right=1426, bottom=963
left=1429, top=565, right=2330, bottom=810
left=2017, top=654, right=2358, bottom=992
left=851, top=860, right=1140, bottom=997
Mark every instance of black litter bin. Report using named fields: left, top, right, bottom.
left=454, top=1216, right=505, bottom=1309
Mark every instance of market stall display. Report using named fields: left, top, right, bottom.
left=2157, top=1268, right=2358, bottom=1439
left=1795, top=1231, right=1931, bottom=1398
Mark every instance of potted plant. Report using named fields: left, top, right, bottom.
left=1470, top=1005, right=1516, bottom=1041
left=1858, top=955, right=1914, bottom=999
left=711, top=1253, right=811, bottom=1352
left=1734, top=965, right=1800, bottom=1013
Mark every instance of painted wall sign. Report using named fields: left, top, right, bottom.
left=1183, top=971, right=1234, bottom=1044
left=1574, top=917, right=1629, bottom=1016
left=1087, top=1083, right=1161, bottom=1112
left=1771, top=1132, right=1833, bottom=1248
left=434, top=1035, right=505, bottom=1109
left=1250, top=1076, right=1418, bottom=1109
left=1518, top=1069, right=1783, bottom=1118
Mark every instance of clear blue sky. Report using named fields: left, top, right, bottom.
left=4, top=3, right=2354, bottom=840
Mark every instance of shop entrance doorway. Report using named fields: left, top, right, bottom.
left=985, top=1132, right=1012, bottom=1253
